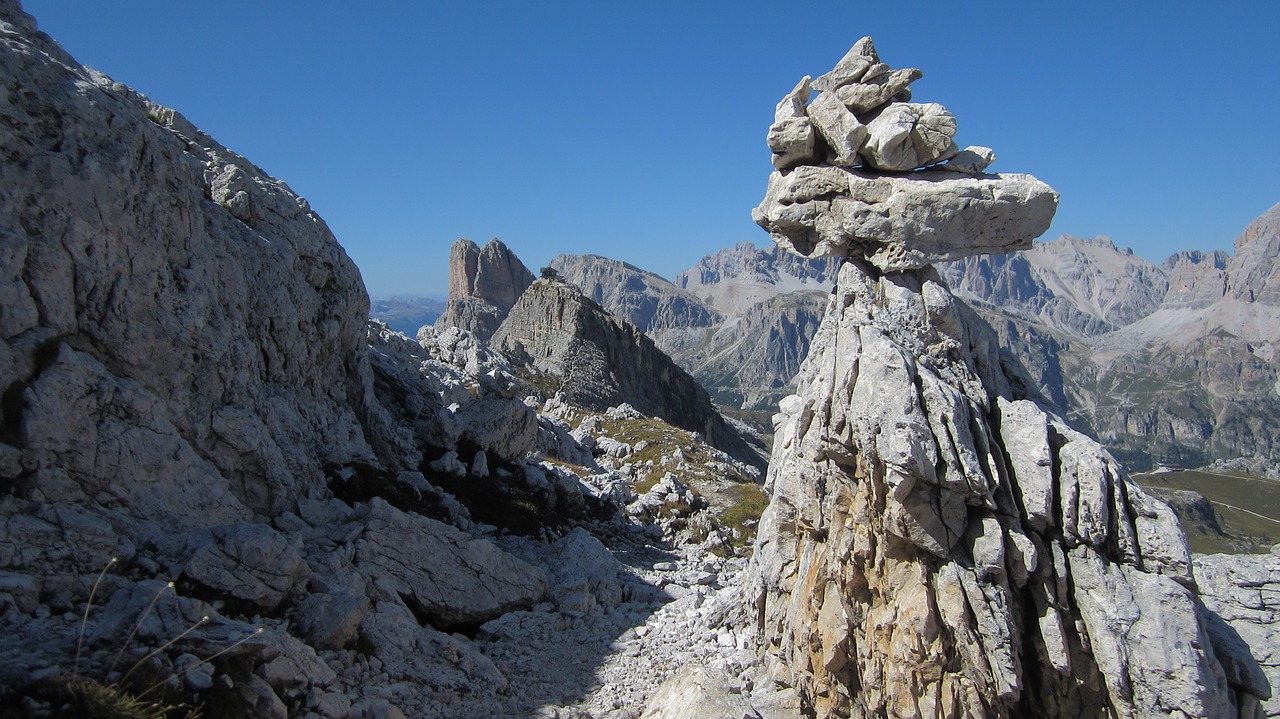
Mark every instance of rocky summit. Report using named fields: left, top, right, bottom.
left=490, top=277, right=763, bottom=467
left=435, top=237, right=535, bottom=341
left=740, top=37, right=1269, bottom=718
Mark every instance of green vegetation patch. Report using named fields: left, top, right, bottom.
left=1136, top=469, right=1280, bottom=554
left=720, top=483, right=770, bottom=548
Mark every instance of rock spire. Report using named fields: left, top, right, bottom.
left=745, top=37, right=1265, bottom=718
left=436, top=237, right=535, bottom=340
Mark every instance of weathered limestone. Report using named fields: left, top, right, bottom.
left=181, top=523, right=311, bottom=610
left=765, top=35, right=995, bottom=174
left=805, top=92, right=867, bottom=167
left=1195, top=549, right=1280, bottom=717
left=0, top=5, right=579, bottom=715
left=1, top=0, right=392, bottom=522
left=859, top=102, right=958, bottom=171
left=746, top=36, right=1263, bottom=719
left=353, top=499, right=547, bottom=629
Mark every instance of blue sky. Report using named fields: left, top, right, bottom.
left=21, top=1, right=1280, bottom=297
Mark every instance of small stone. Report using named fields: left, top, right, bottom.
left=938, top=145, right=997, bottom=174
left=860, top=102, right=958, bottom=171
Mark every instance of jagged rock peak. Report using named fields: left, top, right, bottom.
left=548, top=253, right=720, bottom=333
left=1228, top=202, right=1280, bottom=305
left=490, top=279, right=761, bottom=466
left=436, top=237, right=535, bottom=341
left=744, top=36, right=1262, bottom=719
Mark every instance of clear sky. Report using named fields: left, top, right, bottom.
left=20, top=1, right=1280, bottom=297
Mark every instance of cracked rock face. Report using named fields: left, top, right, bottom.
left=745, top=36, right=1263, bottom=719
left=0, top=1, right=388, bottom=520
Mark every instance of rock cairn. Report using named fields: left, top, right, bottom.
left=744, top=38, right=1267, bottom=718
left=755, top=37, right=1056, bottom=271
left=765, top=36, right=991, bottom=175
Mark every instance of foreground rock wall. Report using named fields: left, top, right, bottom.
left=0, top=5, right=587, bottom=715
left=0, top=0, right=394, bottom=525
left=745, top=37, right=1266, bottom=718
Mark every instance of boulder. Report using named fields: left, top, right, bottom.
left=940, top=145, right=997, bottom=173
left=811, top=36, right=880, bottom=93
left=833, top=66, right=923, bottom=115
left=766, top=77, right=817, bottom=171
left=859, top=101, right=958, bottom=171
left=353, top=499, right=547, bottom=629
left=804, top=91, right=867, bottom=166
left=181, top=523, right=310, bottom=610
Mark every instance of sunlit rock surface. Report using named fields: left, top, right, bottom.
left=742, top=36, right=1266, bottom=719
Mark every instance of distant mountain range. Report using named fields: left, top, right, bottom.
left=940, top=203, right=1280, bottom=472
left=391, top=205, right=1279, bottom=474
left=545, top=204, right=1280, bottom=473
left=370, top=295, right=445, bottom=336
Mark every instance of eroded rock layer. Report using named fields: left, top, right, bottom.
left=745, top=37, right=1263, bottom=718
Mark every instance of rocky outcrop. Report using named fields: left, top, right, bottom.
left=1195, top=550, right=1280, bottom=718
left=0, top=5, right=590, bottom=715
left=434, top=238, right=535, bottom=341
left=746, top=38, right=1262, bottom=718
left=490, top=279, right=761, bottom=466
left=1, top=0, right=389, bottom=526
left=549, top=253, right=721, bottom=334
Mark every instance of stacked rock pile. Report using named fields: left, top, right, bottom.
left=767, top=36, right=995, bottom=174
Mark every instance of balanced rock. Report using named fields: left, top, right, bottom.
left=833, top=66, right=923, bottom=115
left=753, top=164, right=1057, bottom=269
left=770, top=36, right=960, bottom=174
left=859, top=101, right=958, bottom=171
left=811, top=36, right=881, bottom=93
left=805, top=91, right=867, bottom=167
